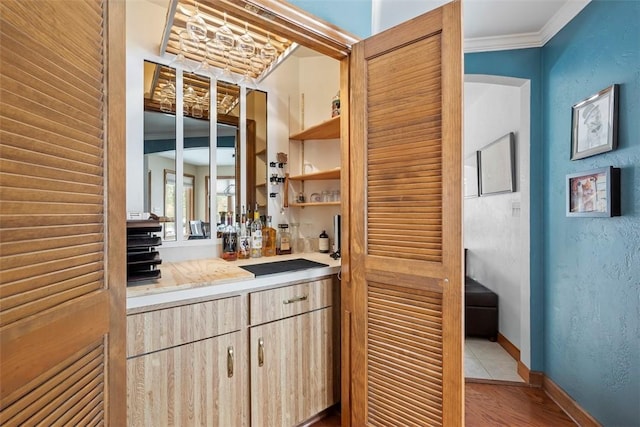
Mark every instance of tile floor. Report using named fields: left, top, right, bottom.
left=465, top=337, right=524, bottom=382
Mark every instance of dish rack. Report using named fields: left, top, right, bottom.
left=127, top=220, right=162, bottom=284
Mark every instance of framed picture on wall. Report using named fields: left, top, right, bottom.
left=571, top=84, right=619, bottom=160
left=566, top=166, right=620, bottom=217
left=464, top=151, right=480, bottom=198
left=479, top=133, right=516, bottom=196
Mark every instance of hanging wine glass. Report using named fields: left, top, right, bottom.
left=183, top=84, right=196, bottom=116
left=186, top=1, right=208, bottom=41
left=260, top=33, right=278, bottom=64
left=160, top=96, right=172, bottom=113
left=203, top=90, right=210, bottom=112
left=215, top=12, right=235, bottom=51
left=194, top=41, right=213, bottom=76
left=236, top=22, right=256, bottom=58
left=192, top=97, right=204, bottom=118
left=170, top=30, right=198, bottom=71
left=205, top=39, right=224, bottom=79
left=219, top=53, right=236, bottom=84
left=237, top=58, right=256, bottom=89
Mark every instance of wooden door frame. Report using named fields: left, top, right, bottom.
left=105, top=0, right=127, bottom=424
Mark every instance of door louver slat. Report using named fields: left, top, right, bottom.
left=1, top=342, right=104, bottom=425
left=367, top=283, right=443, bottom=426
left=366, top=36, right=443, bottom=263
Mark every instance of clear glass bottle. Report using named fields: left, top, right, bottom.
left=237, top=205, right=250, bottom=259
left=250, top=204, right=262, bottom=258
left=289, top=223, right=300, bottom=253
left=222, top=215, right=238, bottom=261
left=276, top=223, right=292, bottom=255
left=262, top=216, right=276, bottom=257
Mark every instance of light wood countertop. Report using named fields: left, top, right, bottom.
left=126, top=258, right=255, bottom=298
left=126, top=253, right=341, bottom=313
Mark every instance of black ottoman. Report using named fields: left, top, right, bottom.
left=465, top=277, right=499, bottom=341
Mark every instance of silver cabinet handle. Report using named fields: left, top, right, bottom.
left=283, top=295, right=308, bottom=305
left=258, top=338, right=264, bottom=367
left=227, top=346, right=234, bottom=378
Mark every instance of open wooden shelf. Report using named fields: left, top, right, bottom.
left=289, top=202, right=341, bottom=208
left=288, top=168, right=340, bottom=181
left=289, top=116, right=340, bottom=140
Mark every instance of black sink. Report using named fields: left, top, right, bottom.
left=239, top=258, right=329, bottom=276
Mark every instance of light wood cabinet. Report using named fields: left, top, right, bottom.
left=250, top=307, right=337, bottom=427
left=126, top=296, right=240, bottom=357
left=127, top=331, right=242, bottom=427
left=126, top=296, right=243, bottom=426
left=126, top=276, right=338, bottom=427
left=249, top=277, right=333, bottom=325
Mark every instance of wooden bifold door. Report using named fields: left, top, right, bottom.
left=343, top=2, right=464, bottom=425
left=0, top=0, right=126, bottom=425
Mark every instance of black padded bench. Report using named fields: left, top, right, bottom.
left=465, top=276, right=499, bottom=341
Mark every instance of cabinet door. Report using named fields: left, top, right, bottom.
left=250, top=308, right=337, bottom=427
left=127, top=332, right=242, bottom=426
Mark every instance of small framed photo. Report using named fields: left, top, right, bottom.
left=566, top=166, right=620, bottom=217
left=464, top=151, right=479, bottom=198
left=571, top=84, right=618, bottom=160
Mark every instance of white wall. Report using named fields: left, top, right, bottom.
left=261, top=51, right=341, bottom=249
left=464, top=77, right=530, bottom=361
left=372, top=0, right=446, bottom=34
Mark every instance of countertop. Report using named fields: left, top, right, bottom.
left=126, top=252, right=341, bottom=313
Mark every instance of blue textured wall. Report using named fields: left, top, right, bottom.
left=542, top=1, right=640, bottom=425
left=288, top=0, right=371, bottom=39
left=465, top=48, right=545, bottom=372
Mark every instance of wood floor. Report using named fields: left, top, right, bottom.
left=310, top=383, right=576, bottom=426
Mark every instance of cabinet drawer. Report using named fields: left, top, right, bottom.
left=250, top=277, right=333, bottom=325
left=127, top=296, right=240, bottom=357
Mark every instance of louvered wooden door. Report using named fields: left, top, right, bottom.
left=344, top=2, right=463, bottom=425
left=0, top=0, right=125, bottom=425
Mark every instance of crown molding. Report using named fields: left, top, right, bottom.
left=464, top=0, right=591, bottom=53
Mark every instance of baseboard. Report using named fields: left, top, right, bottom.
left=517, top=360, right=544, bottom=387
left=497, top=333, right=520, bottom=361
left=543, top=376, right=602, bottom=427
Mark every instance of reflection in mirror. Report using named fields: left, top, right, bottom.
left=246, top=89, right=268, bottom=218
left=216, top=81, right=240, bottom=234
left=143, top=61, right=177, bottom=241
left=183, top=72, right=211, bottom=239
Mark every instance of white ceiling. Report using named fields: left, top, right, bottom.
left=371, top=0, right=590, bottom=52
left=462, top=0, right=590, bottom=52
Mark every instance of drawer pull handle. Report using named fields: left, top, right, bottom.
left=258, top=338, right=264, bottom=367
left=283, top=295, right=308, bottom=305
left=227, top=346, right=234, bottom=378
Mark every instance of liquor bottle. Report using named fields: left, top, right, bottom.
left=250, top=205, right=262, bottom=258
left=276, top=223, right=292, bottom=255
left=262, top=216, right=276, bottom=257
left=222, top=214, right=238, bottom=261
left=319, top=230, right=329, bottom=253
left=237, top=205, right=250, bottom=259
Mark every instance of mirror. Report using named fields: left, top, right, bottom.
left=182, top=71, right=211, bottom=239
left=142, top=61, right=267, bottom=244
left=246, top=89, right=268, bottom=218
left=143, top=61, right=177, bottom=241
left=215, top=81, right=240, bottom=236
